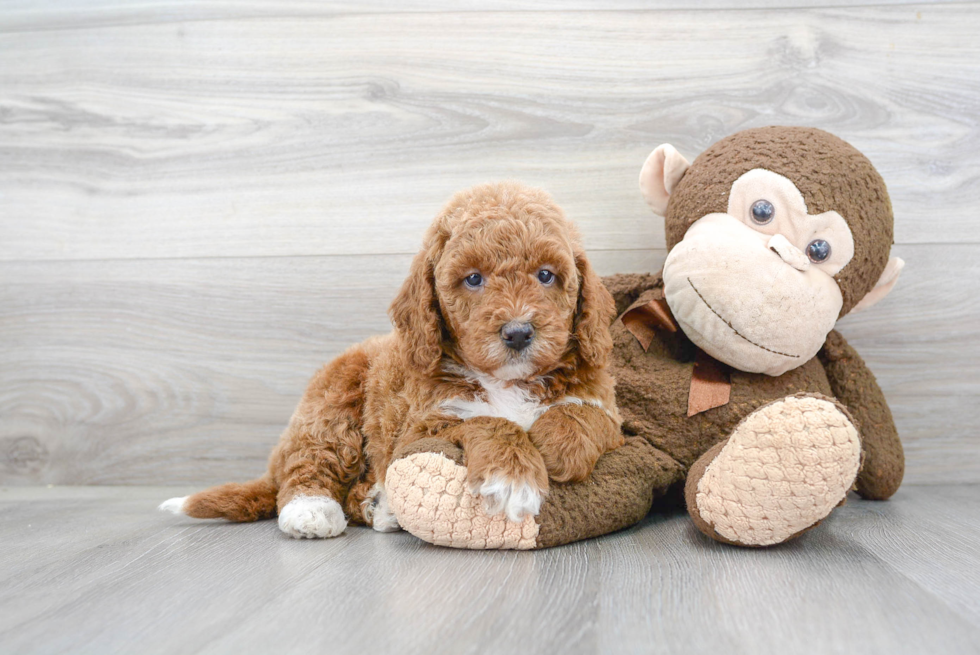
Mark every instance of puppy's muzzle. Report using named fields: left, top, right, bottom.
left=501, top=321, right=535, bottom=352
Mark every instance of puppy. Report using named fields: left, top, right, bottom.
left=160, top=182, right=623, bottom=538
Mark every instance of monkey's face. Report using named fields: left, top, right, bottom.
left=641, top=127, right=902, bottom=376
left=662, top=169, right=855, bottom=376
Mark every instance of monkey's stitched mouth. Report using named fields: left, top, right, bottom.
left=686, top=277, right=799, bottom=359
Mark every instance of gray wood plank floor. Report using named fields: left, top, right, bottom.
left=1, top=484, right=978, bottom=655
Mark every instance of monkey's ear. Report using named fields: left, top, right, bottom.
left=639, top=144, right=691, bottom=216
left=849, top=257, right=905, bottom=314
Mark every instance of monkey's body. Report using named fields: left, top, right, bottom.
left=607, top=272, right=837, bottom=472
left=384, top=126, right=908, bottom=549
left=596, top=272, right=903, bottom=547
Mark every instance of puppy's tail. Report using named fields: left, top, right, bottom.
left=159, top=476, right=278, bottom=522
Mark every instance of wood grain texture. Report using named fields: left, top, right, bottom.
left=1, top=5, right=979, bottom=263
left=1, top=244, right=976, bottom=485
left=1, top=3, right=978, bottom=486
left=0, top=484, right=978, bottom=654
left=0, top=1, right=969, bottom=34
left=0, top=251, right=658, bottom=486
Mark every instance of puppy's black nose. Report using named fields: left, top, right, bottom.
left=501, top=322, right=535, bottom=351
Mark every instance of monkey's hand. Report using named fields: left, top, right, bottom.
left=819, top=329, right=904, bottom=500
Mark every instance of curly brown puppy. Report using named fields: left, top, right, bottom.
left=160, top=182, right=623, bottom=538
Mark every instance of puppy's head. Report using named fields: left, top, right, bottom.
left=390, top=182, right=614, bottom=381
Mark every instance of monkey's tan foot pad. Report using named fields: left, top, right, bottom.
left=688, top=395, right=861, bottom=547
left=385, top=452, right=539, bottom=550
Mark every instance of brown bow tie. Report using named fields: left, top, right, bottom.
left=622, top=296, right=731, bottom=417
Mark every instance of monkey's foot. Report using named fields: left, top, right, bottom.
left=386, top=436, right=683, bottom=550
left=385, top=442, right=539, bottom=550
left=686, top=394, right=861, bottom=547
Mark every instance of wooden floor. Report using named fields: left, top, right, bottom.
left=1, top=484, right=978, bottom=655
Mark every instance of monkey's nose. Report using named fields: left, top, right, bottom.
left=501, top=322, right=535, bottom=351
left=768, top=234, right=810, bottom=272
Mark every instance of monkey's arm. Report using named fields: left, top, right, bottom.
left=601, top=272, right=663, bottom=318
left=818, top=330, right=904, bottom=500
left=385, top=434, right=683, bottom=549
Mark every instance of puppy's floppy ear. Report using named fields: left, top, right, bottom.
left=572, top=250, right=615, bottom=369
left=389, top=239, right=446, bottom=374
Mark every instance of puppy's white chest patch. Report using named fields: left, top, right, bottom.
left=440, top=375, right=548, bottom=431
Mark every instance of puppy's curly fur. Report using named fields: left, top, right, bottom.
left=162, top=182, right=623, bottom=537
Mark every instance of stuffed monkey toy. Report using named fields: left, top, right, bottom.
left=384, top=126, right=905, bottom=549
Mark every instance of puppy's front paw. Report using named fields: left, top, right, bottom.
left=536, top=434, right=602, bottom=484
left=478, top=474, right=544, bottom=522
left=529, top=404, right=621, bottom=483
left=458, top=416, right=549, bottom=523
left=277, top=495, right=347, bottom=539
left=363, top=482, right=401, bottom=533
left=469, top=451, right=548, bottom=522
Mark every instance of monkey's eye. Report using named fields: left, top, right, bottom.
left=750, top=199, right=775, bottom=224
left=537, top=269, right=556, bottom=285
left=807, top=239, right=831, bottom=263
left=463, top=272, right=484, bottom=289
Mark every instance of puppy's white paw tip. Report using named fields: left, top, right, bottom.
left=372, top=514, right=402, bottom=533
left=506, top=483, right=542, bottom=522
left=159, top=496, right=188, bottom=515
left=478, top=476, right=542, bottom=522
left=364, top=483, right=401, bottom=533
left=278, top=495, right=347, bottom=539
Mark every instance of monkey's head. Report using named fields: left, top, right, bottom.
left=640, top=126, right=903, bottom=376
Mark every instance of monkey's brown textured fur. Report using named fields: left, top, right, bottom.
left=182, top=182, right=622, bottom=528
left=392, top=127, right=904, bottom=548
left=547, top=273, right=902, bottom=548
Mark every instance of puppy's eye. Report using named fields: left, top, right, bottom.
left=463, top=272, right=484, bottom=289
left=807, top=239, right=831, bottom=263
left=751, top=199, right=775, bottom=225
left=537, top=269, right=556, bottom=285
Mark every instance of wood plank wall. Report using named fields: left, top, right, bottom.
left=1, top=1, right=978, bottom=485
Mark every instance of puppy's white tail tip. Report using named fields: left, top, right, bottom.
left=159, top=496, right=188, bottom=515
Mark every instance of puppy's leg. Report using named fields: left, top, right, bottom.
left=274, top=444, right=359, bottom=540
left=361, top=482, right=402, bottom=533
left=528, top=403, right=624, bottom=483
left=270, top=349, right=372, bottom=539
left=270, top=420, right=367, bottom=539
left=440, top=416, right=549, bottom=522
left=276, top=493, right=347, bottom=539
left=343, top=476, right=401, bottom=533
